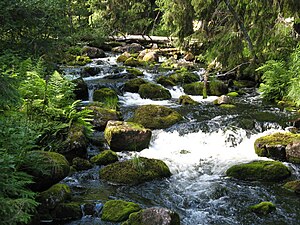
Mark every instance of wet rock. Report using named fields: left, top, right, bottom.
left=133, top=105, right=183, bottom=129
left=73, top=78, right=88, bottom=101
left=169, top=70, right=199, bottom=85
left=122, top=207, right=180, bottom=225
left=88, top=105, right=121, bottom=131
left=138, top=83, right=171, bottom=100
left=254, top=132, right=300, bottom=161
left=209, top=80, right=228, bottom=96
left=113, top=43, right=143, bottom=53
left=143, top=51, right=159, bottom=62
left=81, top=66, right=101, bottom=77
left=117, top=52, right=132, bottom=63
left=90, top=150, right=118, bottom=166
left=219, top=104, right=236, bottom=109
left=183, top=82, right=204, bottom=95
left=99, top=157, right=171, bottom=185
left=124, top=57, right=145, bottom=67
left=104, top=121, right=152, bottom=151
left=124, top=78, right=148, bottom=93
left=156, top=76, right=176, bottom=87
left=72, top=157, right=93, bottom=171
left=249, top=202, right=276, bottom=215
left=51, top=202, right=82, bottom=221
left=101, top=200, right=141, bottom=222
left=82, top=46, right=106, bottom=58
left=22, top=151, right=70, bottom=191
left=286, top=141, right=300, bottom=164
left=126, top=67, right=143, bottom=76
left=93, top=87, right=119, bottom=104
left=178, top=95, right=198, bottom=105
left=233, top=80, right=256, bottom=88
left=214, top=95, right=231, bottom=105
left=226, top=160, right=291, bottom=182
left=184, top=52, right=195, bottom=61
left=283, top=180, right=300, bottom=194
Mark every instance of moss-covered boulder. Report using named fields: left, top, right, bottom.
left=254, top=132, right=300, bottom=161
left=124, top=78, right=148, bottom=93
left=286, top=141, right=300, bottom=164
left=214, top=95, right=231, bottom=105
left=88, top=105, right=121, bottom=131
left=22, top=151, right=70, bottom=191
left=124, top=57, right=144, bottom=67
left=82, top=66, right=101, bottom=77
left=156, top=76, right=176, bottom=87
left=37, top=184, right=71, bottom=210
left=117, top=52, right=132, bottom=63
left=51, top=202, right=82, bottom=221
left=219, top=104, right=236, bottom=109
left=62, top=122, right=88, bottom=161
left=104, top=121, right=152, bottom=151
left=126, top=67, right=143, bottom=76
left=122, top=207, right=180, bottom=225
left=72, top=157, right=93, bottom=171
left=99, top=157, right=171, bottom=185
left=283, top=180, right=300, bottom=194
left=138, top=83, right=171, bottom=100
left=90, top=150, right=118, bottom=166
left=249, top=202, right=276, bottom=215
left=142, top=51, right=159, bottom=62
left=227, top=92, right=239, bottom=97
left=178, top=95, right=198, bottom=105
left=132, top=105, right=183, bottom=129
left=183, top=81, right=228, bottom=96
left=93, top=87, right=119, bottom=103
left=183, top=82, right=204, bottom=95
left=226, top=160, right=291, bottom=182
left=101, top=200, right=141, bottom=222
left=82, top=46, right=106, bottom=58
left=169, top=71, right=199, bottom=85
left=113, top=43, right=143, bottom=53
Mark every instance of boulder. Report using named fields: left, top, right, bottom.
left=183, top=82, right=204, bottom=95
left=126, top=68, right=143, bottom=76
left=62, top=122, right=88, bottom=161
left=178, top=95, right=198, bottom=105
left=138, top=83, right=171, bottom=100
left=73, top=78, right=88, bottom=101
left=169, top=71, right=199, bottom=85
left=51, top=202, right=82, bottom=221
left=226, top=160, right=291, bottom=182
left=81, top=66, right=101, bottom=77
left=72, top=157, right=93, bottom=171
left=227, top=92, right=239, bottom=97
left=113, top=43, right=143, bottom=53
left=122, top=207, right=180, bottom=225
left=249, top=202, right=276, bottom=215
left=101, top=200, right=141, bottom=222
left=156, top=76, right=176, bottom=87
left=104, top=121, right=152, bottom=151
left=143, top=51, right=159, bottom=62
left=82, top=46, right=106, bottom=58
left=22, top=151, right=70, bottom=191
left=286, top=141, right=300, bottom=164
left=124, top=78, right=148, bottom=93
left=132, top=105, right=183, bottom=129
left=99, top=157, right=171, bottom=185
left=219, top=104, right=236, bottom=109
left=90, top=150, right=118, bottom=166
left=124, top=57, right=145, bottom=67
left=117, top=52, right=132, bottom=63
left=93, top=87, right=119, bottom=103
left=254, top=132, right=300, bottom=161
left=88, top=105, right=120, bottom=131
left=283, top=180, right=300, bottom=194
left=215, top=95, right=231, bottom=105
left=209, top=80, right=228, bottom=96
left=184, top=52, right=195, bottom=61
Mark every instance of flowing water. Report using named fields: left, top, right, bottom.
left=61, top=54, right=300, bottom=225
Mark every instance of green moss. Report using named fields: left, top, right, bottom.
left=101, top=200, right=141, bottom=222
left=124, top=78, right=148, bottom=93
left=90, top=150, right=118, bottom=166
left=226, top=160, right=291, bottom=182
left=124, top=57, right=145, bottom=67
left=227, top=92, right=239, bottom=97
left=219, top=104, right=236, bottom=109
left=169, top=71, right=200, bottom=85
left=93, top=88, right=119, bottom=103
left=233, top=80, right=256, bottom=88
left=132, top=105, right=183, bottom=129
left=178, top=95, right=198, bottom=105
left=254, top=132, right=300, bottom=160
left=126, top=68, right=143, bottom=76
left=73, top=55, right=92, bottom=66
left=249, top=202, right=276, bottom=215
left=99, top=157, right=171, bottom=185
left=183, top=82, right=204, bottom=95
left=156, top=76, right=176, bottom=87
left=117, top=54, right=130, bottom=63
left=283, top=180, right=300, bottom=194
left=72, top=157, right=92, bottom=171
left=209, top=80, right=228, bottom=96
left=138, top=83, right=171, bottom=100
left=122, top=211, right=143, bottom=225
left=51, top=202, right=82, bottom=221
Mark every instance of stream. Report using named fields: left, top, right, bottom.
left=61, top=53, right=300, bottom=225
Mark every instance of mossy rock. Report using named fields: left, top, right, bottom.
left=124, top=78, right=148, bottom=93
left=88, top=105, right=121, bottom=131
left=101, top=200, right=141, bottom=222
left=93, top=87, right=119, bottom=103
left=51, top=202, right=82, bottom=221
left=82, top=66, right=101, bottom=77
left=124, top=57, right=145, bottom=67
left=169, top=71, right=199, bottom=85
left=226, top=160, right=291, bottom=182
left=72, top=157, right=93, bottom=171
left=138, top=83, right=171, bottom=100
left=209, top=80, right=228, bottom=96
left=132, top=105, right=183, bottom=129
left=183, top=82, right=204, bottom=95
left=117, top=52, right=131, bottom=63
left=233, top=80, right=256, bottom=88
left=22, top=151, right=70, bottom=191
left=82, top=46, right=106, bottom=58
left=156, top=76, right=176, bottom=87
left=283, top=180, right=300, bottom=194
left=219, top=104, right=236, bottom=109
left=178, top=95, right=198, bottom=105
left=90, top=150, right=118, bottom=166
left=99, top=157, right=171, bottom=185
left=104, top=121, right=152, bottom=151
left=286, top=141, right=300, bottom=164
left=249, top=202, right=276, bottom=215
left=126, top=67, right=143, bottom=76
left=37, top=184, right=71, bottom=210
left=122, top=207, right=180, bottom=225
left=62, top=122, right=88, bottom=161
left=72, top=55, right=92, bottom=66
left=227, top=92, right=239, bottom=97
left=73, top=78, right=88, bottom=101
left=254, top=132, right=300, bottom=161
